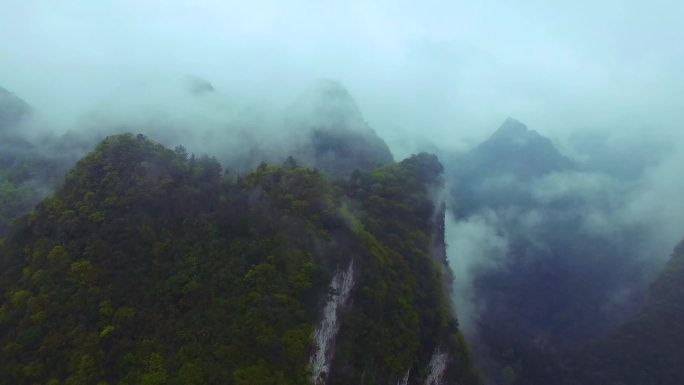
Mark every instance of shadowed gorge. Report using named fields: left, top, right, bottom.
left=446, top=118, right=683, bottom=384
left=560, top=239, right=684, bottom=385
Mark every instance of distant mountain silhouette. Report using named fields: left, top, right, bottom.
left=293, top=80, right=394, bottom=178
left=451, top=118, right=575, bottom=218
left=0, top=86, right=31, bottom=131
left=461, top=117, right=573, bottom=181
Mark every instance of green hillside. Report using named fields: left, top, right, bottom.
left=0, top=134, right=481, bottom=385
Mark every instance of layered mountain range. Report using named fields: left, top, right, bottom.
left=0, top=83, right=682, bottom=385
left=447, top=118, right=682, bottom=384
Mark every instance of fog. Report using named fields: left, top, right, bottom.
left=442, top=118, right=684, bottom=383
left=2, top=1, right=684, bottom=381
left=2, top=0, right=684, bottom=153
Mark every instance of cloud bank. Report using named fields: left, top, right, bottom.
left=1, top=0, right=683, bottom=157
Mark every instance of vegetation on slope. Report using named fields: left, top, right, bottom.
left=331, top=153, right=480, bottom=385
left=0, top=134, right=480, bottom=385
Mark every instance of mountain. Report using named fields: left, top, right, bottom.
left=446, top=119, right=653, bottom=384
left=0, top=87, right=41, bottom=235
left=0, top=134, right=481, bottom=385
left=451, top=118, right=574, bottom=218
left=0, top=86, right=34, bottom=168
left=500, top=238, right=684, bottom=385
left=559, top=239, right=684, bottom=385
left=0, top=87, right=91, bottom=236
left=457, top=117, right=573, bottom=180
left=0, top=81, right=394, bottom=239
left=0, top=86, right=31, bottom=131
left=292, top=81, right=394, bottom=178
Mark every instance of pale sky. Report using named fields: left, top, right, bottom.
left=1, top=0, right=683, bottom=148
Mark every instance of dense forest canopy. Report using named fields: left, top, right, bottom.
left=0, top=133, right=481, bottom=385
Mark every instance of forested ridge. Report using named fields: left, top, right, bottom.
left=0, top=133, right=481, bottom=385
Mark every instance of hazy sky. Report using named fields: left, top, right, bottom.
left=1, top=0, right=683, bottom=149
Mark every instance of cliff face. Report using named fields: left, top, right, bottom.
left=0, top=134, right=481, bottom=385
left=335, top=152, right=479, bottom=385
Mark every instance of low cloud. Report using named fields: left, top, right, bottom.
left=446, top=209, right=508, bottom=337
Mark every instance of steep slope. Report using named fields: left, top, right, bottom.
left=0, top=173, right=36, bottom=237
left=292, top=80, right=394, bottom=178
left=0, top=87, right=41, bottom=235
left=461, top=117, right=573, bottom=179
left=451, top=117, right=574, bottom=217
left=0, top=82, right=394, bottom=239
left=333, top=153, right=480, bottom=385
left=0, top=86, right=32, bottom=131
left=507, top=239, right=684, bottom=385
left=0, top=134, right=480, bottom=385
left=560, top=239, right=684, bottom=385
left=0, top=87, right=94, bottom=237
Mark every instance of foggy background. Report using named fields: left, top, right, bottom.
left=2, top=1, right=684, bottom=381
left=2, top=0, right=683, bottom=153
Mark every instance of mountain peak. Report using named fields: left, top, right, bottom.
left=314, top=79, right=354, bottom=102
left=306, top=79, right=365, bottom=133
left=291, top=80, right=394, bottom=178
left=490, top=117, right=536, bottom=142
left=499, top=117, right=529, bottom=133
left=461, top=118, right=574, bottom=181
left=482, top=118, right=545, bottom=149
